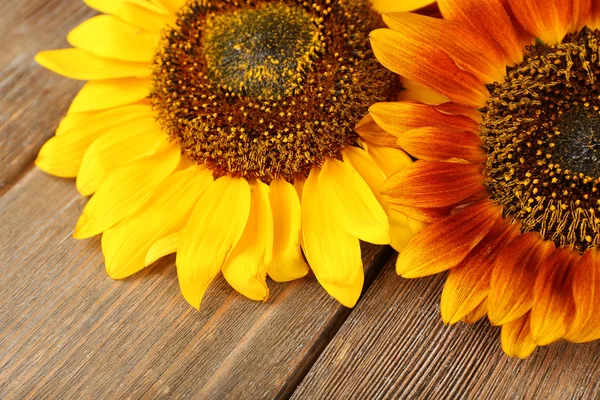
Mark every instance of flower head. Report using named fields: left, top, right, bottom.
left=35, top=0, right=424, bottom=310
left=370, top=0, right=600, bottom=357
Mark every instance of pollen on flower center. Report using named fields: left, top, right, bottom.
left=150, top=0, right=398, bottom=182
left=202, top=4, right=323, bottom=99
left=481, top=28, right=600, bottom=251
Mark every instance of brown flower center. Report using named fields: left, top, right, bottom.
left=481, top=28, right=600, bottom=251
left=150, top=0, right=398, bottom=182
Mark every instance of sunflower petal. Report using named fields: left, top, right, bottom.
left=68, top=78, right=150, bottom=113
left=302, top=167, right=364, bottom=308
left=395, top=200, right=501, bottom=278
left=488, top=232, right=555, bottom=326
left=145, top=231, right=182, bottom=267
left=177, top=176, right=252, bottom=310
left=441, top=220, right=518, bottom=324
left=370, top=0, right=435, bottom=13
left=76, top=118, right=164, bottom=196
left=462, top=299, right=488, bottom=324
left=382, top=12, right=506, bottom=83
left=73, top=140, right=180, bottom=238
left=355, top=114, right=402, bottom=149
left=565, top=249, right=600, bottom=343
left=35, top=48, right=151, bottom=80
left=382, top=160, right=484, bottom=210
left=102, top=166, right=212, bottom=279
left=364, top=142, right=413, bottom=178
left=398, top=127, right=486, bottom=162
left=320, top=158, right=390, bottom=245
left=508, top=0, right=573, bottom=44
left=36, top=105, right=154, bottom=177
left=153, top=0, right=187, bottom=13
left=267, top=178, right=309, bottom=282
left=438, top=0, right=523, bottom=64
left=571, top=0, right=593, bottom=31
left=530, top=248, right=577, bottom=346
left=369, top=102, right=479, bottom=136
left=397, top=78, right=450, bottom=104
left=67, top=15, right=160, bottom=62
left=222, top=180, right=273, bottom=301
left=501, top=314, right=538, bottom=359
left=84, top=0, right=174, bottom=32
left=370, top=28, right=488, bottom=108
left=342, top=147, right=419, bottom=251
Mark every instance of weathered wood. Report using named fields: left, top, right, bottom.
left=0, top=168, right=392, bottom=399
left=0, top=0, right=94, bottom=192
left=293, top=260, right=600, bottom=399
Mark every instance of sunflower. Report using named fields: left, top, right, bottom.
left=369, top=0, right=600, bottom=357
left=34, top=0, right=431, bottom=310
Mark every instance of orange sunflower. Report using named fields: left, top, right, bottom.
left=367, top=0, right=600, bottom=358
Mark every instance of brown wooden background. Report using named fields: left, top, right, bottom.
left=1, top=0, right=599, bottom=398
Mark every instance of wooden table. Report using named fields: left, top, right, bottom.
left=1, top=1, right=599, bottom=398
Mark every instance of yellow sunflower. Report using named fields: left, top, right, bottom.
left=34, top=0, right=431, bottom=310
left=369, top=0, right=600, bottom=357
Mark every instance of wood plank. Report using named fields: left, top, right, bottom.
left=293, top=260, right=600, bottom=399
left=0, top=0, right=93, bottom=191
left=0, top=168, right=393, bottom=399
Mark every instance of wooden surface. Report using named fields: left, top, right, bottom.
left=0, top=0, right=598, bottom=399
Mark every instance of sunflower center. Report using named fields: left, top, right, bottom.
left=481, top=28, right=600, bottom=251
left=202, top=4, right=322, bottom=99
left=150, top=0, right=398, bottom=182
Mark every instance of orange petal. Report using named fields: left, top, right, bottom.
left=382, top=160, right=484, bottom=210
left=397, top=127, right=486, bottom=162
left=488, top=232, right=555, bottom=326
left=438, top=0, right=523, bottom=64
left=382, top=12, right=506, bottom=83
left=530, top=248, right=578, bottom=346
left=441, top=219, right=519, bottom=324
left=355, top=114, right=402, bottom=149
left=396, top=200, right=501, bottom=278
left=508, top=0, right=572, bottom=44
left=501, top=313, right=538, bottom=359
left=370, top=28, right=489, bottom=108
left=462, top=299, right=488, bottom=324
left=571, top=0, right=593, bottom=31
left=565, top=249, right=600, bottom=343
left=369, top=101, right=479, bottom=137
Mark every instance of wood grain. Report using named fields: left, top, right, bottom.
left=0, top=168, right=392, bottom=399
left=0, top=0, right=94, bottom=192
left=293, top=260, right=600, bottom=399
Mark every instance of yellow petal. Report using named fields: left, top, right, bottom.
left=501, top=314, right=538, bottom=359
left=177, top=176, right=252, bottom=310
left=68, top=78, right=151, bottom=113
left=67, top=15, right=160, bottom=62
left=365, top=142, right=413, bottom=178
left=56, top=112, right=95, bottom=136
left=302, top=167, right=364, bottom=307
left=76, top=118, right=164, bottom=196
left=267, top=178, right=309, bottom=282
left=84, top=0, right=174, bottom=32
left=342, top=146, right=417, bottom=251
left=36, top=104, right=154, bottom=177
left=74, top=140, right=180, bottom=238
left=222, top=180, right=273, bottom=301
left=145, top=231, right=182, bottom=267
left=371, top=0, right=435, bottom=13
left=319, top=157, right=390, bottom=245
left=153, top=0, right=187, bottom=13
left=398, top=78, right=449, bottom=104
left=102, top=166, right=212, bottom=279
left=35, top=48, right=151, bottom=80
